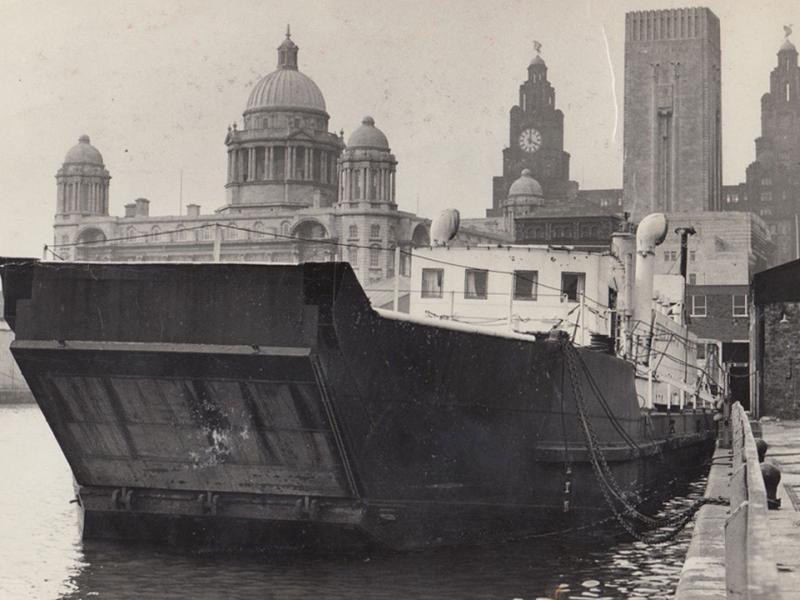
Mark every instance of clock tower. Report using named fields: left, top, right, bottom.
left=488, top=44, right=573, bottom=216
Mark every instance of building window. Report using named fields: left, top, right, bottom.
left=786, top=82, right=791, bottom=102
left=281, top=221, right=290, bottom=236
left=464, top=269, right=488, bottom=299
left=386, top=249, right=395, bottom=278
left=690, top=295, right=707, bottom=317
left=421, top=269, right=443, bottom=298
left=347, top=247, right=358, bottom=266
left=663, top=251, right=670, bottom=262
left=689, top=250, right=696, bottom=262
left=348, top=225, right=358, bottom=239
left=761, top=192, right=772, bottom=203
left=697, top=343, right=706, bottom=360
left=761, top=177, right=772, bottom=187
left=370, top=224, right=381, bottom=239
left=561, top=272, right=585, bottom=302
left=513, top=270, right=538, bottom=300
left=732, top=294, right=748, bottom=317
left=688, top=273, right=697, bottom=285
left=369, top=244, right=381, bottom=268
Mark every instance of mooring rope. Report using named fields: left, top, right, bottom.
left=561, top=339, right=727, bottom=544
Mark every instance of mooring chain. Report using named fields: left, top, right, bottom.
left=560, top=340, right=728, bottom=543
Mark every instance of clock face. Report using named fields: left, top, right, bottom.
left=518, top=128, right=542, bottom=153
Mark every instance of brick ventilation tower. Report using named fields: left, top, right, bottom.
left=623, top=8, right=722, bottom=220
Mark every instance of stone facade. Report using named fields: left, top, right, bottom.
left=50, top=30, right=472, bottom=290
left=722, top=32, right=800, bottom=267
left=759, top=302, right=800, bottom=418
left=623, top=8, right=723, bottom=219
left=488, top=46, right=577, bottom=217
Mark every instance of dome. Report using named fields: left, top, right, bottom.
left=529, top=54, right=546, bottom=67
left=347, top=116, right=389, bottom=149
left=245, top=28, right=326, bottom=113
left=246, top=68, right=326, bottom=112
left=780, top=38, right=797, bottom=53
left=64, top=135, right=103, bottom=165
left=508, top=169, right=543, bottom=197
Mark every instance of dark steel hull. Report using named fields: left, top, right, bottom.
left=0, top=260, right=716, bottom=550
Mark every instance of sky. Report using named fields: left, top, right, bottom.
left=0, top=0, right=798, bottom=257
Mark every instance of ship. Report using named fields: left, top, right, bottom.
left=0, top=213, right=719, bottom=551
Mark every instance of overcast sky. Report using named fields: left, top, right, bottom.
left=0, top=0, right=798, bottom=257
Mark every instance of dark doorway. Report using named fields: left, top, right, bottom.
left=728, top=364, right=750, bottom=411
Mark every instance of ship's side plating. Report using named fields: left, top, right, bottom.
left=0, top=260, right=715, bottom=550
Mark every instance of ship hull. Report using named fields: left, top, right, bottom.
left=1, top=260, right=716, bottom=551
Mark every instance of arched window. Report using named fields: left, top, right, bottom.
left=370, top=224, right=381, bottom=239
left=150, top=225, right=161, bottom=242
left=281, top=221, right=291, bottom=236
left=369, top=244, right=381, bottom=268
left=126, top=226, right=137, bottom=241
left=175, top=224, right=186, bottom=242
left=348, top=225, right=358, bottom=239
left=253, top=221, right=266, bottom=239
left=786, top=82, right=791, bottom=102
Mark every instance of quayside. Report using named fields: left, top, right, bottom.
left=0, top=247, right=717, bottom=552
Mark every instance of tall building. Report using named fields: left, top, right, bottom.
left=723, top=29, right=800, bottom=266
left=223, top=29, right=341, bottom=210
left=623, top=8, right=722, bottom=219
left=52, top=29, right=440, bottom=284
left=51, top=28, right=508, bottom=308
left=488, top=45, right=576, bottom=217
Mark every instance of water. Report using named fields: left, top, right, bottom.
left=0, top=404, right=704, bottom=599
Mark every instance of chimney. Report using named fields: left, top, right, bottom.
left=135, top=198, right=150, bottom=217
left=186, top=204, right=201, bottom=217
left=124, top=203, right=137, bottom=218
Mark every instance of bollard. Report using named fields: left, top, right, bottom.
left=756, top=438, right=768, bottom=463
left=761, top=462, right=782, bottom=510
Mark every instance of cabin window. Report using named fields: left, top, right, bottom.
left=421, top=269, right=444, bottom=298
left=690, top=295, right=707, bottom=317
left=732, top=294, right=748, bottom=317
left=561, top=272, right=585, bottom=302
left=464, top=269, right=488, bottom=299
left=513, top=270, right=538, bottom=300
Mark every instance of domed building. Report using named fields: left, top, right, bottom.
left=502, top=168, right=545, bottom=231
left=49, top=28, right=488, bottom=304
left=224, top=27, right=342, bottom=210
left=56, top=135, right=110, bottom=217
